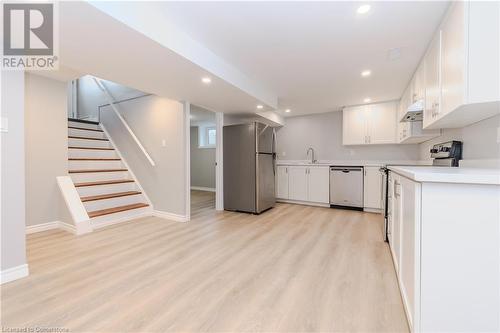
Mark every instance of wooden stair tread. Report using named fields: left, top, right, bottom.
left=81, top=191, right=142, bottom=202
left=68, top=126, right=103, bottom=132
left=69, top=158, right=121, bottom=161
left=88, top=203, right=149, bottom=218
left=74, top=179, right=134, bottom=187
left=69, top=169, right=127, bottom=174
left=68, top=136, right=108, bottom=141
left=68, top=118, right=99, bottom=125
left=68, top=146, right=114, bottom=151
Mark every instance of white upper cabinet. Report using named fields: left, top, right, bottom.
left=423, top=30, right=442, bottom=128
left=343, top=101, right=397, bottom=145
left=423, top=1, right=500, bottom=129
left=411, top=62, right=425, bottom=104
left=342, top=105, right=367, bottom=145
left=368, top=102, right=398, bottom=144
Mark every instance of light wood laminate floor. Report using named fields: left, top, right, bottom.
left=1, top=203, right=408, bottom=332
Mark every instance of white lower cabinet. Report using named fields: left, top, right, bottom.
left=363, top=166, right=382, bottom=210
left=288, top=166, right=308, bottom=201
left=276, top=165, right=329, bottom=205
left=388, top=170, right=499, bottom=332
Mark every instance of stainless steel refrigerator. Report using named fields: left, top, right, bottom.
left=223, top=122, right=276, bottom=214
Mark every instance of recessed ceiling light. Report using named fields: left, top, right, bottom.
left=361, top=70, right=371, bottom=77
left=201, top=77, right=211, bottom=84
left=357, top=4, right=371, bottom=14
left=257, top=105, right=264, bottom=109
left=364, top=98, right=371, bottom=103
left=285, top=109, right=291, bottom=113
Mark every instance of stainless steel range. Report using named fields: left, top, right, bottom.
left=380, top=140, right=463, bottom=241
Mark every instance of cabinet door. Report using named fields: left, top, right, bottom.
left=363, top=167, right=383, bottom=209
left=399, top=176, right=421, bottom=330
left=276, top=166, right=289, bottom=199
left=307, top=167, right=330, bottom=204
left=288, top=166, right=308, bottom=201
left=413, top=62, right=425, bottom=102
left=391, top=174, right=402, bottom=272
left=424, top=31, right=442, bottom=128
left=342, top=106, right=367, bottom=145
left=367, top=102, right=397, bottom=144
left=441, top=1, right=466, bottom=118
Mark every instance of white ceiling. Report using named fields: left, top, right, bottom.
left=149, top=1, right=449, bottom=117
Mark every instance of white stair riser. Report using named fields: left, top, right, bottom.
left=76, top=182, right=138, bottom=197
left=68, top=138, right=111, bottom=148
left=68, top=149, right=117, bottom=159
left=68, top=128, right=106, bottom=139
left=68, top=121, right=100, bottom=131
left=70, top=171, right=129, bottom=183
left=84, top=194, right=145, bottom=212
left=69, top=160, right=124, bottom=170
left=90, top=207, right=152, bottom=226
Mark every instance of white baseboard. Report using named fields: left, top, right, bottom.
left=91, top=209, right=153, bottom=230
left=276, top=199, right=330, bottom=208
left=26, top=221, right=91, bottom=235
left=364, top=208, right=383, bottom=214
left=1, top=264, right=29, bottom=284
left=26, top=221, right=60, bottom=234
left=153, top=210, right=189, bottom=222
left=190, top=186, right=216, bottom=192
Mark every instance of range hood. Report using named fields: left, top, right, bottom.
left=401, top=99, right=424, bottom=122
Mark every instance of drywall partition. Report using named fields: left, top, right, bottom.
left=190, top=126, right=216, bottom=189
left=419, top=114, right=500, bottom=166
left=100, top=95, right=187, bottom=216
left=1, top=71, right=28, bottom=283
left=25, top=73, right=69, bottom=227
left=276, top=111, right=420, bottom=162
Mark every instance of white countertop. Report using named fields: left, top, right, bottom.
left=276, top=160, right=429, bottom=167
left=388, top=166, right=500, bottom=185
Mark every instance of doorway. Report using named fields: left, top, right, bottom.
left=189, top=105, right=218, bottom=217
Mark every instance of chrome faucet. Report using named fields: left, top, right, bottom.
left=306, top=147, right=317, bottom=164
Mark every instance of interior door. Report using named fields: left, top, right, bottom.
left=288, top=166, right=308, bottom=201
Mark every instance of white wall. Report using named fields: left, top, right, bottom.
left=276, top=111, right=420, bottom=162
left=190, top=127, right=216, bottom=189
left=100, top=95, right=187, bottom=216
left=76, top=75, right=106, bottom=121
left=25, top=73, right=69, bottom=226
left=1, top=71, right=27, bottom=272
left=419, top=115, right=500, bottom=163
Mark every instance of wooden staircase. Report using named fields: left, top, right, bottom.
left=67, top=119, right=151, bottom=225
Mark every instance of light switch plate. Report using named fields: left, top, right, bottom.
left=161, top=139, right=166, bottom=147
left=0, top=117, right=8, bottom=132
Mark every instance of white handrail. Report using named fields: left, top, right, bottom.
left=93, top=78, right=156, bottom=166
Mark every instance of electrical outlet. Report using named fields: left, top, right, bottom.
left=161, top=139, right=166, bottom=147
left=282, top=151, right=286, bottom=157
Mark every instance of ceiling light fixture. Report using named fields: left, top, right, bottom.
left=285, top=109, right=291, bottom=113
left=257, top=105, right=264, bottom=109
left=364, top=98, right=371, bottom=103
left=201, top=77, right=212, bottom=84
left=357, top=4, right=371, bottom=14
left=361, top=70, right=371, bottom=77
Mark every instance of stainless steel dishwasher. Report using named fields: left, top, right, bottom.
left=329, top=166, right=364, bottom=210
